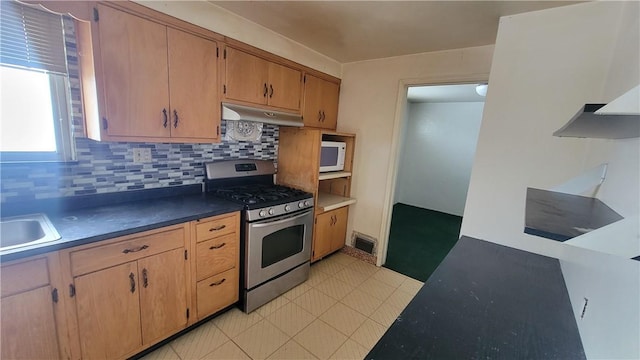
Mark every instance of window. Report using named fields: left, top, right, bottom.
left=0, top=1, right=75, bottom=162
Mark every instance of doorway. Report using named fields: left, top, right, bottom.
left=383, top=84, right=485, bottom=281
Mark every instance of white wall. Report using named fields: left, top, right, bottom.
left=395, top=102, right=484, bottom=216
left=135, top=1, right=341, bottom=78
left=460, top=2, right=639, bottom=358
left=338, top=45, right=493, bottom=248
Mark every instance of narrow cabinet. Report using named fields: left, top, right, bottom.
left=0, top=254, right=69, bottom=359
left=223, top=46, right=302, bottom=111
left=83, top=4, right=220, bottom=143
left=61, top=224, right=189, bottom=359
left=302, top=74, right=340, bottom=130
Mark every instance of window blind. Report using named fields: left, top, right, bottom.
left=0, top=1, right=67, bottom=74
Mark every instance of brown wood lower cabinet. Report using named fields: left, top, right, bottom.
left=312, top=206, right=349, bottom=261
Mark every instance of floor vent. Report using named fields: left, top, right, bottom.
left=352, top=232, right=376, bottom=255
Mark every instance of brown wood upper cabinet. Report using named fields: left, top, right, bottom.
left=302, top=74, right=340, bottom=130
left=224, top=46, right=302, bottom=112
left=84, top=4, right=220, bottom=143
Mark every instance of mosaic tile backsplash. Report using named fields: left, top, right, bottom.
left=0, top=16, right=279, bottom=204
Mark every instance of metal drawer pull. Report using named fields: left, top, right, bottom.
left=209, top=225, right=226, bottom=232
left=129, top=273, right=136, bottom=293
left=142, top=268, right=148, bottom=288
left=209, top=278, right=226, bottom=287
left=162, top=108, right=168, bottom=128
left=122, top=244, right=149, bottom=254
left=209, top=242, right=226, bottom=250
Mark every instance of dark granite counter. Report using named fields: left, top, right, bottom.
left=1, top=186, right=243, bottom=262
left=367, top=236, right=585, bottom=360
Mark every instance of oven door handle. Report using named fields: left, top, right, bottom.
left=250, top=210, right=312, bottom=228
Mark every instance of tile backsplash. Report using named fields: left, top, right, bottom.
left=0, top=16, right=279, bottom=204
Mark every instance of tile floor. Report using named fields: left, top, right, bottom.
left=142, top=252, right=423, bottom=360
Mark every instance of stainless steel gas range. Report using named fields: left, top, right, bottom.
left=204, top=160, right=313, bottom=313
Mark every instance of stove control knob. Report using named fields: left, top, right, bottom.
left=284, top=204, right=291, bottom=212
left=303, top=200, right=310, bottom=207
left=268, top=208, right=275, bottom=215
left=298, top=201, right=304, bottom=208
left=259, top=210, right=267, bottom=217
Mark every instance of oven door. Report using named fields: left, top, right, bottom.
left=245, top=209, right=313, bottom=289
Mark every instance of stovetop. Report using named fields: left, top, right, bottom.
left=210, top=183, right=312, bottom=210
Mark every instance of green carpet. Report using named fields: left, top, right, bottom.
left=384, top=203, right=462, bottom=282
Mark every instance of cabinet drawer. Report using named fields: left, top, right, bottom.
left=1, top=258, right=49, bottom=297
left=71, top=227, right=184, bottom=276
left=195, top=214, right=237, bottom=242
left=196, top=233, right=237, bottom=281
left=196, top=268, right=238, bottom=319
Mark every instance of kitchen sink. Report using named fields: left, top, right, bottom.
left=0, top=213, right=61, bottom=251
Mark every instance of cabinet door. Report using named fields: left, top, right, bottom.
left=74, top=261, right=142, bottom=359
left=225, top=47, right=268, bottom=105
left=330, top=207, right=349, bottom=251
left=98, top=4, right=170, bottom=138
left=167, top=28, right=219, bottom=140
left=320, top=79, right=340, bottom=130
left=302, top=74, right=324, bottom=128
left=267, top=62, right=301, bottom=111
left=313, top=211, right=334, bottom=261
left=138, top=248, right=188, bottom=344
left=1, top=286, right=60, bottom=359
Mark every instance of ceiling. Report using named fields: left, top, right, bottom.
left=209, top=1, right=583, bottom=63
left=408, top=84, right=487, bottom=103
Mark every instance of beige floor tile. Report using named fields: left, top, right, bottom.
left=140, top=344, right=180, bottom=360
left=347, top=261, right=379, bottom=277
left=170, top=321, right=229, bottom=360
left=294, top=320, right=347, bottom=360
left=319, top=302, right=367, bottom=336
left=314, top=277, right=354, bottom=300
left=267, top=339, right=318, bottom=360
left=357, top=277, right=396, bottom=301
left=282, top=282, right=312, bottom=300
left=333, top=267, right=371, bottom=288
left=256, top=295, right=291, bottom=317
left=372, top=268, right=409, bottom=288
left=385, top=289, right=415, bottom=310
left=340, top=289, right=383, bottom=316
left=312, top=259, right=346, bottom=275
left=369, top=301, right=403, bottom=327
left=305, top=266, right=331, bottom=287
left=329, top=252, right=358, bottom=266
left=212, top=308, right=263, bottom=338
left=266, top=302, right=316, bottom=337
left=293, top=288, right=338, bottom=316
left=233, top=319, right=290, bottom=359
left=201, top=341, right=251, bottom=360
left=330, top=339, right=369, bottom=360
left=398, top=277, right=424, bottom=296
left=350, top=319, right=387, bottom=350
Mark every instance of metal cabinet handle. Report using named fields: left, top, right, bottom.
left=173, top=109, right=179, bottom=128
left=122, top=244, right=149, bottom=254
left=142, top=268, right=148, bottom=288
left=263, top=83, right=268, bottom=97
left=209, top=225, right=226, bottom=232
left=318, top=110, right=322, bottom=121
left=129, top=273, right=136, bottom=293
left=269, top=84, right=274, bottom=98
left=209, top=278, right=226, bottom=287
left=162, top=108, right=168, bottom=128
left=209, top=242, right=226, bottom=250
left=322, top=111, right=326, bottom=121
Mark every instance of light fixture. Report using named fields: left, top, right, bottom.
left=475, top=83, right=488, bottom=97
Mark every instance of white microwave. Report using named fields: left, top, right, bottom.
left=320, top=141, right=346, bottom=172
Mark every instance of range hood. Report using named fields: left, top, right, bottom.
left=553, top=104, right=640, bottom=139
left=222, top=103, right=303, bottom=127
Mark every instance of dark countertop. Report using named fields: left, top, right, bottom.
left=367, top=236, right=585, bottom=360
left=525, top=187, right=623, bottom=241
left=1, top=187, right=243, bottom=262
